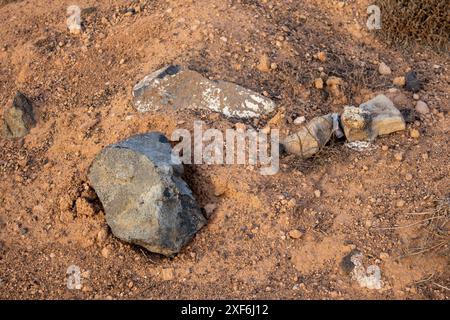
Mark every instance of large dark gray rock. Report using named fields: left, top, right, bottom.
left=132, top=65, right=276, bottom=118
left=3, top=92, right=36, bottom=138
left=88, top=132, right=206, bottom=256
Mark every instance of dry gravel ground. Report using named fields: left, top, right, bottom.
left=0, top=0, right=449, bottom=299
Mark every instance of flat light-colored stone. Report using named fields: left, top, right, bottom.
left=341, top=95, right=405, bottom=141
left=294, top=116, right=306, bottom=125
left=378, top=62, right=391, bottom=75
left=133, top=65, right=276, bottom=119
left=288, top=229, right=303, bottom=239
left=415, top=100, right=430, bottom=114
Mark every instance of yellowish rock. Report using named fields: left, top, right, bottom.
left=289, top=229, right=304, bottom=239
left=393, top=76, right=406, bottom=87
left=410, top=128, right=420, bottom=138
left=317, top=51, right=327, bottom=62
left=378, top=62, right=392, bottom=75
left=257, top=54, right=271, bottom=72
left=314, top=78, right=324, bottom=89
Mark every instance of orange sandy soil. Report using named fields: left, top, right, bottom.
left=0, top=0, right=448, bottom=299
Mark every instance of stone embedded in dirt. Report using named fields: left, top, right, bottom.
left=3, top=92, right=36, bottom=138
left=393, top=76, right=405, bottom=87
left=315, top=51, right=327, bottom=62
left=161, top=268, right=175, bottom=281
left=326, top=76, right=347, bottom=104
left=415, top=100, right=430, bottom=114
left=101, top=247, right=111, bottom=259
left=97, top=228, right=109, bottom=244
left=341, top=95, right=406, bottom=142
left=132, top=65, right=276, bottom=119
left=314, top=78, right=324, bottom=89
left=293, top=116, right=306, bottom=125
left=88, top=132, right=207, bottom=257
left=410, top=128, right=420, bottom=138
left=282, top=114, right=334, bottom=158
left=379, top=252, right=390, bottom=261
left=341, top=249, right=360, bottom=274
left=257, top=54, right=271, bottom=72
left=396, top=199, right=405, bottom=208
left=394, top=152, right=404, bottom=161
left=288, top=229, right=303, bottom=239
left=378, top=62, right=391, bottom=75
left=405, top=71, right=422, bottom=93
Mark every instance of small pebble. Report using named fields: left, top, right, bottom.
left=378, top=62, right=391, bottom=75
left=379, top=252, right=390, bottom=261
left=393, top=76, right=405, bottom=87
left=394, top=152, right=403, bottom=161
left=161, top=268, right=175, bottom=281
left=294, top=116, right=306, bottom=125
left=97, top=228, right=109, bottom=243
left=410, top=129, right=420, bottom=138
left=257, top=54, right=271, bottom=73
left=314, top=78, right=324, bottom=89
left=415, top=101, right=430, bottom=115
left=317, top=51, right=327, bottom=62
left=288, top=229, right=303, bottom=239
left=396, top=200, right=405, bottom=208
left=101, top=247, right=110, bottom=258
